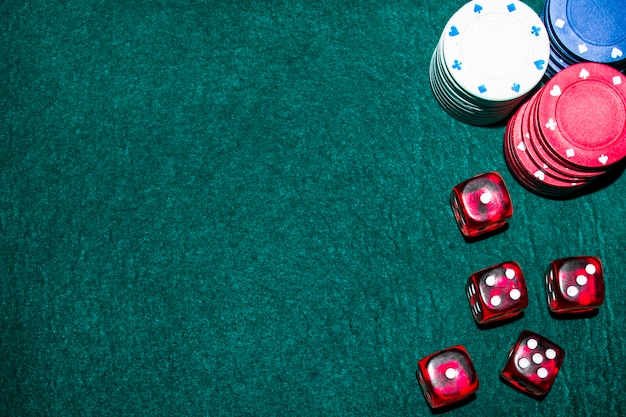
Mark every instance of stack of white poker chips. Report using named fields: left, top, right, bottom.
left=429, top=0, right=551, bottom=125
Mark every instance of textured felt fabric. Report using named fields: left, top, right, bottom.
left=1, top=0, right=625, bottom=416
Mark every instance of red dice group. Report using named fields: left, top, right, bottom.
left=417, top=330, right=567, bottom=409
left=417, top=255, right=604, bottom=409
left=416, top=173, right=607, bottom=409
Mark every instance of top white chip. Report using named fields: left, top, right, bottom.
left=442, top=0, right=550, bottom=101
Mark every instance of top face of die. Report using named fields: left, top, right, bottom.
left=477, top=262, right=527, bottom=313
left=546, top=256, right=605, bottom=313
left=503, top=330, right=565, bottom=396
left=458, top=173, right=511, bottom=220
left=450, top=172, right=513, bottom=237
left=467, top=261, right=528, bottom=324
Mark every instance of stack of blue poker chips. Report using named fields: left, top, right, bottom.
left=540, top=0, right=626, bottom=78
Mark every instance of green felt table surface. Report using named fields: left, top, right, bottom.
left=1, top=0, right=625, bottom=416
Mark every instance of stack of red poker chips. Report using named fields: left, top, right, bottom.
left=504, top=62, right=626, bottom=197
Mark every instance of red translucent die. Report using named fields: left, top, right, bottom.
left=450, top=172, right=513, bottom=237
left=545, top=256, right=605, bottom=314
left=416, top=346, right=479, bottom=409
left=501, top=330, right=565, bottom=397
left=466, top=261, right=528, bottom=324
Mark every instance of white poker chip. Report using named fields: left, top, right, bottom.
left=430, top=42, right=518, bottom=125
left=429, top=0, right=549, bottom=125
left=442, top=0, right=550, bottom=102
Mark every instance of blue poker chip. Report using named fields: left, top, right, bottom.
left=546, top=0, right=626, bottom=65
left=541, top=4, right=577, bottom=65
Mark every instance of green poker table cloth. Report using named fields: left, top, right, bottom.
left=1, top=0, right=625, bottom=416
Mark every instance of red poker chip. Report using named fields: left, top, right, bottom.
left=505, top=107, right=550, bottom=194
left=524, top=91, right=601, bottom=182
left=505, top=135, right=576, bottom=197
left=528, top=89, right=608, bottom=181
left=505, top=103, right=585, bottom=196
left=519, top=92, right=585, bottom=183
left=536, top=63, right=626, bottom=170
left=510, top=106, right=584, bottom=192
